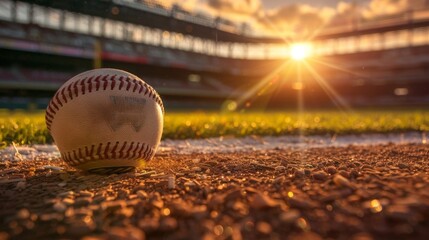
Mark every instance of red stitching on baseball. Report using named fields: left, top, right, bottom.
left=90, top=144, right=94, bottom=157
left=118, top=76, right=125, bottom=90
left=148, top=86, right=154, bottom=98
left=84, top=146, right=89, bottom=157
left=94, top=75, right=101, bottom=91
left=131, top=143, right=141, bottom=159
left=132, top=143, right=141, bottom=159
left=46, top=115, right=53, bottom=122
left=62, top=142, right=155, bottom=166
left=132, top=79, right=138, bottom=92
left=61, top=152, right=66, bottom=162
left=55, top=92, right=63, bottom=107
left=72, top=150, right=78, bottom=162
left=51, top=99, right=59, bottom=111
left=110, top=75, right=116, bottom=90
left=78, top=148, right=83, bottom=160
left=102, top=75, right=109, bottom=90
left=97, top=143, right=103, bottom=158
left=143, top=145, right=151, bottom=159
left=48, top=104, right=56, bottom=115
left=61, top=88, right=67, bottom=103
left=73, top=80, right=79, bottom=97
left=137, top=81, right=143, bottom=93
left=69, top=152, right=74, bottom=164
left=80, top=77, right=87, bottom=95
left=125, top=142, right=134, bottom=159
left=104, top=142, right=111, bottom=159
left=67, top=84, right=73, bottom=99
left=126, top=77, right=132, bottom=90
left=139, top=144, right=145, bottom=158
left=118, top=141, right=127, bottom=158
left=144, top=83, right=149, bottom=95
left=46, top=111, right=54, bottom=119
left=111, top=141, right=119, bottom=159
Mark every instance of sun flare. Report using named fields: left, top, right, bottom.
left=290, top=43, right=312, bottom=61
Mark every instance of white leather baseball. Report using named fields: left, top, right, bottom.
left=45, top=68, right=164, bottom=173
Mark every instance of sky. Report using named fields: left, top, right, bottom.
left=162, top=0, right=428, bottom=38
left=260, top=0, right=366, bottom=9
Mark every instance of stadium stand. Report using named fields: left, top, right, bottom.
left=0, top=0, right=428, bottom=109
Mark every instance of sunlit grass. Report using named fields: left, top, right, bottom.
left=0, top=110, right=51, bottom=146
left=0, top=109, right=428, bottom=146
left=164, top=110, right=429, bottom=139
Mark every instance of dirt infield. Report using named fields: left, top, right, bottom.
left=0, top=143, right=428, bottom=240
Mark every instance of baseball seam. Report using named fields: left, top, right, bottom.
left=45, top=74, right=164, bottom=131
left=61, top=141, right=155, bottom=166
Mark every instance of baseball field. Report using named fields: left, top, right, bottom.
left=1, top=109, right=428, bottom=145
left=0, top=109, right=429, bottom=239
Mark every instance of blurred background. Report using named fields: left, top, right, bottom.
left=0, top=0, right=428, bottom=111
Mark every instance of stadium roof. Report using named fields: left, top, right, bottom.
left=18, top=0, right=279, bottom=44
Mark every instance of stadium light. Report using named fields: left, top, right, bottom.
left=290, top=43, right=312, bottom=61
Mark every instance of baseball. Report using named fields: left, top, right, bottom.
left=45, top=68, right=164, bottom=174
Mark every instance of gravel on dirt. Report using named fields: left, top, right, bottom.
left=0, top=143, right=428, bottom=240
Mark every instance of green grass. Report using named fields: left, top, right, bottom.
left=0, top=109, right=428, bottom=146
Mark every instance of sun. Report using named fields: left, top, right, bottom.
left=290, top=43, right=312, bottom=61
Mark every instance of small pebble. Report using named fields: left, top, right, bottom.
left=16, top=181, right=26, bottom=189
left=167, top=176, right=175, bottom=189
left=58, top=182, right=67, bottom=187
left=59, top=173, right=71, bottom=181
left=294, top=169, right=305, bottom=178
left=58, top=191, right=74, bottom=198
left=149, top=192, right=164, bottom=209
left=333, top=174, right=354, bottom=189
left=101, top=200, right=126, bottom=212
left=53, top=202, right=67, bottom=212
left=280, top=210, right=301, bottom=224
left=160, top=217, right=178, bottom=231
left=67, top=219, right=95, bottom=236
left=16, top=209, right=30, bottom=220
left=338, top=170, right=350, bottom=178
left=43, top=165, right=63, bottom=172
left=249, top=192, right=280, bottom=209
left=137, top=190, right=148, bottom=199
left=106, top=226, right=145, bottom=240
left=79, top=191, right=94, bottom=198
left=256, top=221, right=272, bottom=235
left=275, top=166, right=286, bottom=171
left=274, top=176, right=286, bottom=184
left=192, top=159, right=201, bottom=164
left=184, top=181, right=196, bottom=187
left=326, top=166, right=337, bottom=174
left=74, top=197, right=92, bottom=207
left=312, top=171, right=328, bottom=181
left=191, top=166, right=202, bottom=172
left=92, top=195, right=106, bottom=204
left=397, top=163, right=408, bottom=169
left=386, top=205, right=411, bottom=221
left=62, top=198, right=75, bottom=206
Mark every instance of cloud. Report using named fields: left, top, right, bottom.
left=362, top=0, right=410, bottom=18
left=206, top=0, right=262, bottom=15
left=255, top=4, right=334, bottom=39
left=151, top=0, right=417, bottom=38
left=327, top=2, right=360, bottom=26
left=160, top=0, right=201, bottom=12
